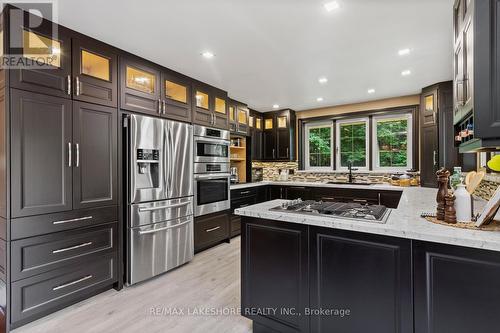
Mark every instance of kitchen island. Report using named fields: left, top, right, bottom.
left=235, top=186, right=500, bottom=333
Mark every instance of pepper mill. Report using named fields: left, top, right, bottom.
left=436, top=168, right=450, bottom=221
left=444, top=193, right=457, bottom=224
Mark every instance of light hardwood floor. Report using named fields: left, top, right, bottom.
left=14, top=237, right=252, bottom=333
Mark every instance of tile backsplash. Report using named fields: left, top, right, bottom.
left=251, top=161, right=393, bottom=183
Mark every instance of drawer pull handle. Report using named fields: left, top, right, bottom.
left=206, top=226, right=221, bottom=233
left=353, top=199, right=368, bottom=204
left=239, top=204, right=249, bottom=208
left=53, top=275, right=93, bottom=291
left=321, top=197, right=335, bottom=201
left=53, top=216, right=93, bottom=225
left=240, top=190, right=251, bottom=195
left=52, top=242, right=93, bottom=254
left=138, top=202, right=190, bottom=212
left=138, top=220, right=191, bottom=235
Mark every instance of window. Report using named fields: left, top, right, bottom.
left=372, top=114, right=412, bottom=170
left=336, top=118, right=369, bottom=169
left=304, top=122, right=333, bottom=170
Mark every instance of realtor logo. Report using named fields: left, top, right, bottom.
left=0, top=0, right=59, bottom=69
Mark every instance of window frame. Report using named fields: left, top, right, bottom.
left=304, top=121, right=334, bottom=171
left=372, top=113, right=413, bottom=172
left=335, top=117, right=370, bottom=171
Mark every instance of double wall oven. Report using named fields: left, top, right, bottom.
left=193, top=125, right=231, bottom=217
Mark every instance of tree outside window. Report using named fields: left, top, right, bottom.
left=339, top=121, right=367, bottom=168
left=308, top=126, right=332, bottom=167
left=376, top=118, right=408, bottom=168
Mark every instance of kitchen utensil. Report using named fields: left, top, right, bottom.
left=465, top=171, right=476, bottom=189
left=467, top=171, right=485, bottom=194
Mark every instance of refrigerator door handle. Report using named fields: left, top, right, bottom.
left=138, top=201, right=190, bottom=212
left=138, top=219, right=191, bottom=235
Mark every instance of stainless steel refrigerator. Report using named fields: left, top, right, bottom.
left=125, top=114, right=193, bottom=285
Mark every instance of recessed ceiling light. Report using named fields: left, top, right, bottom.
left=316, top=97, right=324, bottom=102
left=318, top=77, right=328, bottom=84
left=272, top=104, right=280, bottom=109
left=401, top=69, right=412, bottom=76
left=398, top=48, right=411, bottom=56
left=367, top=89, right=375, bottom=94
left=201, top=51, right=215, bottom=59
left=324, top=1, right=340, bottom=12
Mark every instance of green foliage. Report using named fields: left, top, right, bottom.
left=377, top=119, right=408, bottom=167
left=339, top=123, right=366, bottom=167
left=309, top=127, right=331, bottom=167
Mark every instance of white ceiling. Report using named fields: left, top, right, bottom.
left=57, top=0, right=454, bottom=111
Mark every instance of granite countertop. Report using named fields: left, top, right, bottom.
left=230, top=181, right=403, bottom=191
left=235, top=186, right=500, bottom=252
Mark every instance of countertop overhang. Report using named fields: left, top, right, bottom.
left=235, top=186, right=500, bottom=252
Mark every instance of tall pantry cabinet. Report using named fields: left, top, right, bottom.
left=0, top=6, right=119, bottom=331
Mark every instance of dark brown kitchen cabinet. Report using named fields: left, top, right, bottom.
left=250, top=110, right=263, bottom=161
left=73, top=102, right=117, bottom=209
left=420, top=82, right=456, bottom=188
left=161, top=69, right=192, bottom=122
left=192, top=82, right=229, bottom=130
left=11, top=89, right=73, bottom=217
left=285, top=186, right=312, bottom=200
left=262, top=109, right=296, bottom=161
left=241, top=217, right=310, bottom=333
left=229, top=99, right=249, bottom=135
left=453, top=0, right=500, bottom=151
left=120, top=56, right=161, bottom=116
left=72, top=37, right=118, bottom=107
left=414, top=241, right=500, bottom=333
left=9, top=13, right=72, bottom=98
left=10, top=90, right=117, bottom=218
left=194, top=210, right=230, bottom=252
left=310, top=228, right=412, bottom=333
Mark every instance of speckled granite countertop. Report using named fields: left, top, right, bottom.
left=235, top=186, right=500, bottom=252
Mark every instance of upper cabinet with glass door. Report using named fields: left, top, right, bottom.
left=8, top=7, right=72, bottom=98
left=213, top=89, right=229, bottom=130
left=161, top=69, right=192, bottom=122
left=229, top=99, right=249, bottom=134
left=120, top=56, right=161, bottom=116
left=72, top=37, right=118, bottom=107
left=192, top=82, right=229, bottom=130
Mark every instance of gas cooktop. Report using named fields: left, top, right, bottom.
left=270, top=199, right=391, bottom=224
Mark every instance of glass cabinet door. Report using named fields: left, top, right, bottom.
left=229, top=105, right=236, bottom=121
left=277, top=115, right=288, bottom=128
left=249, top=115, right=255, bottom=128
left=81, top=50, right=110, bottom=81
left=215, top=97, right=226, bottom=114
left=165, top=80, right=187, bottom=103
left=195, top=91, right=209, bottom=109
left=265, top=118, right=273, bottom=130
left=256, top=118, right=262, bottom=130
left=238, top=109, right=248, bottom=125
left=126, top=66, right=156, bottom=94
left=23, top=30, right=62, bottom=68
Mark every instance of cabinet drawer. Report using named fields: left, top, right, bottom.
left=231, top=195, right=257, bottom=212
left=11, top=206, right=118, bottom=240
left=194, top=211, right=229, bottom=251
left=11, top=253, right=117, bottom=327
left=231, top=187, right=258, bottom=200
left=11, top=223, right=116, bottom=281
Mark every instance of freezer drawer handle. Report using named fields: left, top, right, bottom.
left=206, top=226, right=221, bottom=233
left=138, top=201, right=190, bottom=212
left=52, top=242, right=93, bottom=254
left=53, top=275, right=93, bottom=291
left=138, top=220, right=191, bottom=235
left=52, top=216, right=93, bottom=225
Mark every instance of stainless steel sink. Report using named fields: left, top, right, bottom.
left=325, top=181, right=373, bottom=186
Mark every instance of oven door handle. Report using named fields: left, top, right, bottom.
left=195, top=137, right=230, bottom=145
left=194, top=174, right=231, bottom=180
